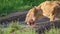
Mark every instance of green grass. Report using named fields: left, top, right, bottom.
left=0, top=0, right=46, bottom=17
left=45, top=28, right=60, bottom=34
left=0, top=22, right=36, bottom=34
left=0, top=22, right=60, bottom=34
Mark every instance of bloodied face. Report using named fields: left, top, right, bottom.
left=25, top=7, right=43, bottom=26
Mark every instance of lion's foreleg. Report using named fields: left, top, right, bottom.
left=50, top=14, right=55, bottom=21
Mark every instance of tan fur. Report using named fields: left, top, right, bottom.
left=25, top=1, right=60, bottom=25
left=36, top=1, right=60, bottom=21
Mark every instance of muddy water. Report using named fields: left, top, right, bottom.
left=0, top=18, right=49, bottom=28
left=0, top=11, right=28, bottom=27
left=0, top=11, right=50, bottom=27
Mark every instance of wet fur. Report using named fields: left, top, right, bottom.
left=25, top=1, right=60, bottom=25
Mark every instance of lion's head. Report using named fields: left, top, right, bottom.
left=25, top=6, right=43, bottom=26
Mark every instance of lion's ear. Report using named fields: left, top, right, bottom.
left=33, top=6, right=38, bottom=9
left=34, top=6, right=43, bottom=16
left=33, top=6, right=38, bottom=16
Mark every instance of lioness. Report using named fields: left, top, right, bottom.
left=25, top=1, right=60, bottom=25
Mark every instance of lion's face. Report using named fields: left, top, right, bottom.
left=25, top=7, right=43, bottom=25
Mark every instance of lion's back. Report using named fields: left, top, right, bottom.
left=39, top=1, right=60, bottom=18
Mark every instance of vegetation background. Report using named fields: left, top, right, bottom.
left=0, top=0, right=46, bottom=16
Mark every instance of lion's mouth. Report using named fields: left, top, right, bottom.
left=25, top=19, right=36, bottom=26
left=28, top=20, right=35, bottom=26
